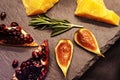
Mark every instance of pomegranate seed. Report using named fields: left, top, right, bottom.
left=32, top=51, right=39, bottom=58
left=10, top=22, right=19, bottom=27
left=24, top=34, right=33, bottom=43
left=0, top=12, right=6, bottom=20
left=0, top=24, right=7, bottom=30
left=16, top=26, right=22, bottom=31
left=12, top=59, right=19, bottom=68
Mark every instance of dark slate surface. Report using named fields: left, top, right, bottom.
left=79, top=38, right=120, bottom=80
left=0, top=0, right=120, bottom=80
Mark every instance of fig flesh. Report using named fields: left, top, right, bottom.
left=55, top=39, right=73, bottom=77
left=74, top=28, right=104, bottom=57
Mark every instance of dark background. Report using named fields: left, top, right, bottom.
left=80, top=38, right=120, bottom=80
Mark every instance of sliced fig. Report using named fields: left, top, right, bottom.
left=74, top=28, right=104, bottom=57
left=55, top=39, right=73, bottom=77
left=12, top=40, right=49, bottom=80
left=0, top=24, right=38, bottom=47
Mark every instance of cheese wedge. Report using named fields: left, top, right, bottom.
left=22, top=0, right=59, bottom=16
left=75, top=0, right=120, bottom=26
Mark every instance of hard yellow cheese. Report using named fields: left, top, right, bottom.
left=75, top=0, right=120, bottom=26
left=22, top=0, right=59, bottom=16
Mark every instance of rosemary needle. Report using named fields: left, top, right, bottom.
left=29, top=15, right=83, bottom=37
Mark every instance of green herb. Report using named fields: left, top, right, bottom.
left=29, top=15, right=83, bottom=37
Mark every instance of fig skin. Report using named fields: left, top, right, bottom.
left=74, top=28, right=104, bottom=57
left=55, top=39, right=73, bottom=77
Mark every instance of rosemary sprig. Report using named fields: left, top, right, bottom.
left=29, top=15, right=83, bottom=37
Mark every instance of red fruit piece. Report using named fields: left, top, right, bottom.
left=0, top=24, right=38, bottom=46
left=12, top=40, right=49, bottom=80
left=10, top=22, right=19, bottom=27
left=0, top=12, right=6, bottom=20
left=12, top=59, right=19, bottom=68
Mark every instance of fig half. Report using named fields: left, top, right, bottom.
left=55, top=39, right=73, bottom=77
left=74, top=28, right=104, bottom=57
